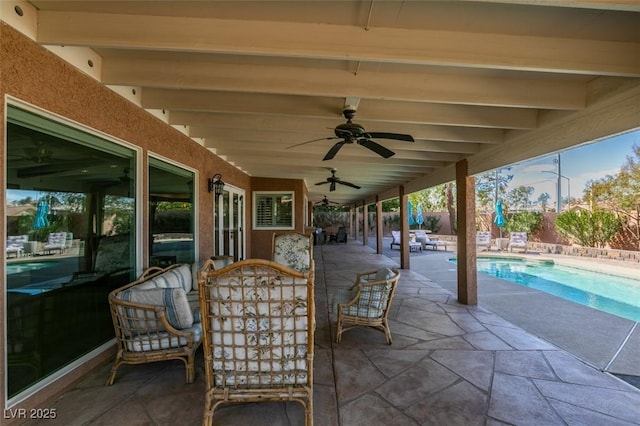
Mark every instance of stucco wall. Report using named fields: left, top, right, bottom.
left=249, top=177, right=308, bottom=260
left=0, top=23, right=306, bottom=417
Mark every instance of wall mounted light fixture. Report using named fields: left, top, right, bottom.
left=208, top=174, right=225, bottom=199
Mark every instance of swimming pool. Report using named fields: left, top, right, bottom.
left=6, top=261, right=58, bottom=275
left=458, top=257, right=640, bottom=322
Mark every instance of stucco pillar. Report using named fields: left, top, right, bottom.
left=456, top=159, right=478, bottom=305
left=399, top=185, right=410, bottom=269
left=376, top=198, right=383, bottom=254
left=362, top=200, right=368, bottom=245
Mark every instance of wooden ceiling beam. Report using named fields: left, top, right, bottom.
left=38, top=11, right=640, bottom=76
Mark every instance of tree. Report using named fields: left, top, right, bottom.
left=506, top=185, right=534, bottom=211
left=504, top=211, right=542, bottom=234
left=587, top=143, right=640, bottom=249
left=537, top=192, right=551, bottom=212
left=475, top=170, right=513, bottom=212
left=555, top=209, right=621, bottom=248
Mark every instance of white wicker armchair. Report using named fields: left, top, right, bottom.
left=198, top=259, right=315, bottom=426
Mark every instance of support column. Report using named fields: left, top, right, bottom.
left=354, top=205, right=360, bottom=240
left=362, top=200, right=368, bottom=246
left=456, top=160, right=477, bottom=305
left=349, top=206, right=355, bottom=239
left=376, top=198, right=383, bottom=254
left=400, top=186, right=410, bottom=269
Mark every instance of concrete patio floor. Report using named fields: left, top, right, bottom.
left=24, top=240, right=640, bottom=425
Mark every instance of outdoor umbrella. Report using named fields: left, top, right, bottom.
left=416, top=203, right=425, bottom=229
left=494, top=200, right=506, bottom=237
left=33, top=199, right=50, bottom=230
left=408, top=200, right=415, bottom=226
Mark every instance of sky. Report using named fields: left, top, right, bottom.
left=500, top=128, right=640, bottom=209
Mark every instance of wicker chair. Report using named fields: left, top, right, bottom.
left=199, top=259, right=314, bottom=426
left=106, top=266, right=202, bottom=386
left=209, top=255, right=234, bottom=270
left=271, top=231, right=314, bottom=274
left=332, top=267, right=400, bottom=345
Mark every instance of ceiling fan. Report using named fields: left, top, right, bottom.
left=315, top=168, right=360, bottom=192
left=288, top=106, right=414, bottom=160
left=315, top=195, right=339, bottom=206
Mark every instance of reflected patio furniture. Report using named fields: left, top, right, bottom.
left=272, top=231, right=314, bottom=274
left=332, top=267, right=400, bottom=345
left=42, top=232, right=67, bottom=255
left=508, top=232, right=528, bottom=253
left=198, top=259, right=314, bottom=426
left=7, top=235, right=28, bottom=258
left=476, top=231, right=492, bottom=251
left=67, top=234, right=131, bottom=287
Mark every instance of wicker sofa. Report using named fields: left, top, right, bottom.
left=106, top=262, right=205, bottom=385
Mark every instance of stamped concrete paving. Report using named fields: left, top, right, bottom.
left=24, top=241, right=640, bottom=425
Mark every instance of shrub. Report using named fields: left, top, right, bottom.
left=555, top=209, right=621, bottom=248
left=504, top=211, right=542, bottom=234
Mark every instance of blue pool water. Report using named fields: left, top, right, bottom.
left=6, top=261, right=57, bottom=275
left=457, top=257, right=640, bottom=322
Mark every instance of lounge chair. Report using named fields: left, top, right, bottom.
left=42, top=232, right=67, bottom=255
left=391, top=230, right=422, bottom=251
left=419, top=232, right=449, bottom=251
left=508, top=232, right=528, bottom=253
left=390, top=230, right=402, bottom=249
left=6, top=235, right=28, bottom=258
left=476, top=231, right=492, bottom=251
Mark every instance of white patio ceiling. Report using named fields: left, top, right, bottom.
left=14, top=1, right=640, bottom=205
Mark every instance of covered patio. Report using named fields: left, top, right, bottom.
left=24, top=241, right=640, bottom=425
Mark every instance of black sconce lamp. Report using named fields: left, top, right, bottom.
left=208, top=174, right=225, bottom=199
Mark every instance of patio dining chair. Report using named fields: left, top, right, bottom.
left=198, top=259, right=314, bottom=426
left=332, top=267, right=400, bottom=345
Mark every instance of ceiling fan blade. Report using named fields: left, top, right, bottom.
left=358, top=139, right=396, bottom=159
left=315, top=181, right=330, bottom=186
left=338, top=180, right=361, bottom=189
left=364, top=132, right=415, bottom=142
left=330, top=181, right=336, bottom=192
left=323, top=141, right=346, bottom=161
left=286, top=136, right=338, bottom=149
